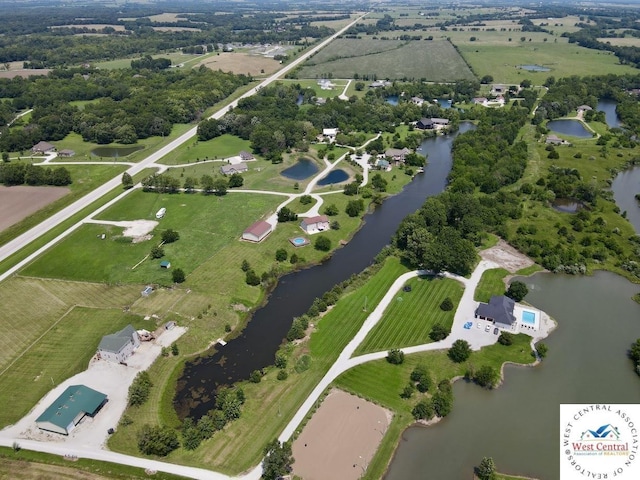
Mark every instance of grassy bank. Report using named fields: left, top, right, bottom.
left=474, top=268, right=509, bottom=302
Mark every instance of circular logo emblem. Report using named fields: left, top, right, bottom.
left=561, top=404, right=639, bottom=479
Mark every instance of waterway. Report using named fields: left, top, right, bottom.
left=597, top=99, right=622, bottom=129
left=546, top=119, right=592, bottom=138
left=612, top=166, right=640, bottom=233
left=385, top=271, right=640, bottom=480
left=173, top=122, right=476, bottom=420
left=90, top=145, right=144, bottom=157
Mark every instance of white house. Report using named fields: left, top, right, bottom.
left=322, top=128, right=339, bottom=142
left=242, top=220, right=272, bottom=242
left=300, top=215, right=330, bottom=234
left=97, top=325, right=140, bottom=363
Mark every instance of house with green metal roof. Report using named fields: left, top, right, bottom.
left=35, top=385, right=107, bottom=435
left=97, top=324, right=140, bottom=363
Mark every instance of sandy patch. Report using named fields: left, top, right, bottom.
left=480, top=239, right=535, bottom=273
left=292, top=389, right=391, bottom=480
left=0, top=69, right=51, bottom=79
left=0, top=185, right=70, bottom=232
left=196, top=52, right=281, bottom=76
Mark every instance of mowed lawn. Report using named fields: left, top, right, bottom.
left=0, top=306, right=145, bottom=427
left=474, top=268, right=508, bottom=303
left=158, top=134, right=252, bottom=165
left=355, top=276, right=464, bottom=355
left=298, top=37, right=474, bottom=81
left=22, top=190, right=283, bottom=284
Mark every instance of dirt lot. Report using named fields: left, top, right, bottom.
left=196, top=52, right=282, bottom=76
left=0, top=186, right=70, bottom=232
left=0, top=69, right=50, bottom=79
left=480, top=239, right=536, bottom=273
left=292, top=389, right=391, bottom=480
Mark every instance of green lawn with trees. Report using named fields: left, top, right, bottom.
left=474, top=268, right=509, bottom=303
left=355, top=276, right=463, bottom=354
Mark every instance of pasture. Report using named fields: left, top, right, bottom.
left=355, top=276, right=464, bottom=355
left=474, top=268, right=509, bottom=303
left=195, top=52, right=282, bottom=76
left=334, top=334, right=535, bottom=479
left=93, top=52, right=202, bottom=70
left=158, top=133, right=252, bottom=165
left=297, top=37, right=474, bottom=81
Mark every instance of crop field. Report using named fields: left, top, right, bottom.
left=355, top=276, right=464, bottom=355
left=297, top=37, right=474, bottom=81
left=531, top=15, right=584, bottom=34
left=93, top=53, right=202, bottom=70
left=0, top=306, right=146, bottom=427
left=474, top=268, right=509, bottom=303
left=195, top=52, right=282, bottom=76
left=598, top=37, right=640, bottom=47
left=335, top=334, right=535, bottom=479
left=23, top=190, right=284, bottom=285
left=158, top=133, right=252, bottom=165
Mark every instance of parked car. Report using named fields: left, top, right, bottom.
left=493, top=328, right=499, bottom=335
left=485, top=325, right=491, bottom=332
left=477, top=322, right=481, bottom=329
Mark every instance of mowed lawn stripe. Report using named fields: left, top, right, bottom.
left=355, top=276, right=464, bottom=355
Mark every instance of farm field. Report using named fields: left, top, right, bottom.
left=23, top=190, right=284, bottom=285
left=297, top=37, right=474, bottom=81
left=335, top=334, right=536, bottom=480
left=93, top=53, right=202, bottom=70
left=598, top=37, right=640, bottom=47
left=474, top=268, right=509, bottom=303
left=195, top=52, right=283, bottom=76
left=109, top=257, right=409, bottom=473
left=0, top=185, right=69, bottom=232
left=355, top=276, right=464, bottom=355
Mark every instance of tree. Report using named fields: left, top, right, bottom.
left=121, top=172, right=133, bottom=189
left=275, top=249, right=288, bottom=262
left=128, top=371, right=153, bottom=406
left=183, top=176, right=197, bottom=193
left=213, top=177, right=228, bottom=195
left=228, top=173, right=244, bottom=188
left=412, top=399, right=435, bottom=420
left=448, top=339, right=471, bottom=363
left=429, top=324, right=450, bottom=341
left=387, top=348, right=405, bottom=365
left=314, top=235, right=331, bottom=251
left=536, top=342, right=548, bottom=359
left=262, top=440, right=294, bottom=480
left=440, top=297, right=454, bottom=311
left=475, top=457, right=497, bottom=480
left=480, top=75, right=493, bottom=84
left=277, top=207, right=298, bottom=222
left=182, top=418, right=202, bottom=451
left=506, top=281, right=528, bottom=301
left=172, top=268, right=185, bottom=283
left=401, top=383, right=415, bottom=399
left=324, top=203, right=339, bottom=216
left=200, top=174, right=215, bottom=194
left=249, top=370, right=262, bottom=383
left=473, top=365, right=499, bottom=388
left=431, top=391, right=453, bottom=417
left=150, top=245, right=164, bottom=259
left=161, top=229, right=180, bottom=244
left=171, top=343, right=179, bottom=356
left=630, top=339, right=640, bottom=365
left=2, top=152, right=8, bottom=163
left=245, top=269, right=261, bottom=286
left=498, top=332, right=514, bottom=346
left=137, top=425, right=179, bottom=456
left=345, top=199, right=365, bottom=217
left=241, top=259, right=250, bottom=272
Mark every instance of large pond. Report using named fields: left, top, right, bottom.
left=612, top=165, right=640, bottom=233
left=385, top=271, right=640, bottom=480
left=90, top=145, right=144, bottom=157
left=174, top=122, right=476, bottom=419
left=546, top=119, right=592, bottom=138
left=317, top=169, right=349, bottom=185
left=281, top=158, right=319, bottom=180
left=597, top=99, right=622, bottom=129
left=519, top=64, right=551, bottom=72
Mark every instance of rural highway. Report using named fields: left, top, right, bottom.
left=0, top=13, right=365, bottom=274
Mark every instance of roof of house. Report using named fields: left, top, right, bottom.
left=58, top=149, right=75, bottom=156
left=98, top=325, right=137, bottom=353
left=431, top=117, right=450, bottom=124
left=301, top=215, right=329, bottom=227
left=239, top=151, right=254, bottom=160
left=385, top=147, right=410, bottom=158
left=476, top=295, right=516, bottom=325
left=220, top=162, right=248, bottom=174
left=323, top=128, right=338, bottom=135
left=577, top=104, right=592, bottom=111
left=32, top=141, right=55, bottom=152
left=36, top=385, right=106, bottom=430
left=546, top=134, right=563, bottom=143
left=376, top=159, right=390, bottom=167
left=473, top=97, right=488, bottom=103
left=244, top=220, right=272, bottom=237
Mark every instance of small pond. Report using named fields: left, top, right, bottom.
left=597, top=99, right=622, bottom=129
left=386, top=95, right=399, bottom=106
left=546, top=119, right=592, bottom=138
left=281, top=158, right=319, bottom=180
left=552, top=198, right=582, bottom=213
left=316, top=169, right=349, bottom=186
left=519, top=64, right=551, bottom=72
left=437, top=98, right=452, bottom=109
left=90, top=145, right=144, bottom=157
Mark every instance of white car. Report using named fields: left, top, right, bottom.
left=485, top=325, right=491, bottom=332
left=477, top=322, right=481, bottom=329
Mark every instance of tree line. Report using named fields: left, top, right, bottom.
left=0, top=162, right=71, bottom=186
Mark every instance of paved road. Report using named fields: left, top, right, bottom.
left=0, top=13, right=365, bottom=274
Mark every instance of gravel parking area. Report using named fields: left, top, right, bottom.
left=0, top=327, right=186, bottom=450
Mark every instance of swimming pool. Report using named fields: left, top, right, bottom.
left=289, top=236, right=309, bottom=247
left=522, top=310, right=536, bottom=324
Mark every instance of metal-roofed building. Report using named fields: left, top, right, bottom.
left=97, top=324, right=140, bottom=363
left=35, top=385, right=107, bottom=435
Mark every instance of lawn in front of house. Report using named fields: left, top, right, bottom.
left=474, top=268, right=509, bottom=303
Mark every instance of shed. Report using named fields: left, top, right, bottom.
left=36, top=385, right=107, bottom=435
left=160, top=260, right=171, bottom=269
left=475, top=295, right=516, bottom=329
left=242, top=220, right=272, bottom=242
left=300, top=215, right=330, bottom=234
left=58, top=149, right=75, bottom=157
left=141, top=286, right=153, bottom=297
left=239, top=151, right=254, bottom=161
left=97, top=324, right=140, bottom=363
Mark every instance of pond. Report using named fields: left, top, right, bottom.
left=173, top=122, right=476, bottom=420
left=90, top=145, right=144, bottom=157
left=386, top=95, right=399, bottom=106
left=384, top=271, right=640, bottom=480
left=611, top=165, right=640, bottom=234
left=597, top=99, right=622, bottom=129
left=546, top=119, right=592, bottom=138
left=316, top=169, right=349, bottom=186
left=281, top=158, right=319, bottom=180
left=437, top=98, right=452, bottom=109
left=519, top=64, right=551, bottom=72
left=552, top=198, right=582, bottom=213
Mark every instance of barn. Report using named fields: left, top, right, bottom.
left=242, top=220, right=272, bottom=242
left=35, top=385, right=107, bottom=435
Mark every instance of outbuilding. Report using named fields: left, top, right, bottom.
left=35, top=385, right=107, bottom=435
left=300, top=215, right=330, bottom=234
left=97, top=325, right=140, bottom=363
left=160, top=260, right=171, bottom=269
left=242, top=220, right=272, bottom=242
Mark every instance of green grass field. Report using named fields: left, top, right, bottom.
left=297, top=37, right=474, bottom=81
left=474, top=268, right=509, bottom=303
left=93, top=53, right=202, bottom=70
left=158, top=134, right=252, bottom=165
left=355, top=276, right=464, bottom=354
left=23, top=190, right=284, bottom=285
left=335, top=333, right=535, bottom=479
